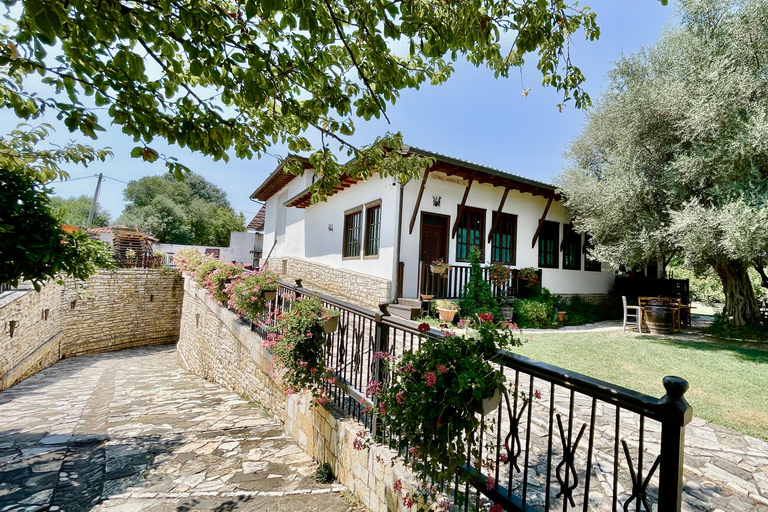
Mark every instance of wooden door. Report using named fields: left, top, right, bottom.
left=420, top=214, right=448, bottom=265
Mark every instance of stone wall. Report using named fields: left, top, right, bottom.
left=270, top=257, right=391, bottom=309
left=177, top=277, right=419, bottom=512
left=0, top=269, right=183, bottom=390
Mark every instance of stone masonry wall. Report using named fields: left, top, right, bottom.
left=271, top=257, right=391, bottom=309
left=0, top=269, right=183, bottom=390
left=177, top=277, right=420, bottom=512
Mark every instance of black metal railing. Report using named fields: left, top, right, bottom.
left=420, top=262, right=543, bottom=300
left=0, top=284, right=12, bottom=293
left=249, top=278, right=690, bottom=512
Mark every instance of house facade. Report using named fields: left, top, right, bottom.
left=251, top=147, right=615, bottom=309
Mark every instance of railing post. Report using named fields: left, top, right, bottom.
left=657, top=376, right=692, bottom=512
left=371, top=303, right=390, bottom=438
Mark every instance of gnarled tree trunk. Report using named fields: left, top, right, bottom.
left=715, top=260, right=760, bottom=326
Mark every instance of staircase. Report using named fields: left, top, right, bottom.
left=388, top=298, right=423, bottom=320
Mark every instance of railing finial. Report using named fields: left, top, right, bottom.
left=294, top=278, right=302, bottom=288
left=662, top=376, right=689, bottom=401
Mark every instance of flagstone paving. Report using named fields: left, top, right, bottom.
left=0, top=346, right=360, bottom=512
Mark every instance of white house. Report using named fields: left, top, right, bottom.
left=250, top=147, right=614, bottom=310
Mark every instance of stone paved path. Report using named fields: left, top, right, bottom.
left=0, top=346, right=359, bottom=512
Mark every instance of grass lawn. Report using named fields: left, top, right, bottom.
left=512, top=330, right=768, bottom=441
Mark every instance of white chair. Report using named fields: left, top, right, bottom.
left=622, top=296, right=642, bottom=332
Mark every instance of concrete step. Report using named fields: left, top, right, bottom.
left=388, top=303, right=422, bottom=320
left=397, top=298, right=423, bottom=308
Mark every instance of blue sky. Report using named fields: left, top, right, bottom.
left=27, top=1, right=676, bottom=225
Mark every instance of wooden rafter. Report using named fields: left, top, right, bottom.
left=487, top=187, right=511, bottom=243
left=531, top=197, right=554, bottom=248
left=451, top=178, right=474, bottom=239
left=560, top=219, right=575, bottom=251
left=408, top=169, right=431, bottom=234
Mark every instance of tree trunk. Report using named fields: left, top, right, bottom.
left=714, top=260, right=760, bottom=326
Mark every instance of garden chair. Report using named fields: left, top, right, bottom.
left=665, top=297, right=682, bottom=332
left=622, top=296, right=642, bottom=332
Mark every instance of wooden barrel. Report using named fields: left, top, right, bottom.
left=645, top=305, right=673, bottom=334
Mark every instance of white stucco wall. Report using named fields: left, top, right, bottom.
left=153, top=231, right=257, bottom=266
left=398, top=172, right=615, bottom=297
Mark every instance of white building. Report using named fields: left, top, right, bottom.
left=250, top=147, right=614, bottom=311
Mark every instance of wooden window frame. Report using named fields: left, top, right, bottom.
left=456, top=206, right=486, bottom=262
left=491, top=212, right=517, bottom=265
left=538, top=220, right=559, bottom=269
left=364, top=200, right=382, bottom=258
left=584, top=233, right=602, bottom=272
left=562, top=225, right=581, bottom=271
left=342, top=206, right=363, bottom=259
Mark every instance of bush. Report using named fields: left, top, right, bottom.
left=556, top=295, right=602, bottom=326
left=193, top=258, right=227, bottom=287
left=173, top=248, right=204, bottom=273
left=513, top=299, right=553, bottom=328
left=459, top=247, right=500, bottom=321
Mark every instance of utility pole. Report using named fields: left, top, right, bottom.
left=86, top=173, right=103, bottom=227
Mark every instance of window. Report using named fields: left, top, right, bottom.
left=538, top=220, right=559, bottom=268
left=364, top=202, right=381, bottom=257
left=456, top=206, right=485, bottom=261
left=562, top=225, right=581, bottom=270
left=491, top=212, right=517, bottom=264
left=584, top=234, right=602, bottom=272
left=343, top=207, right=362, bottom=258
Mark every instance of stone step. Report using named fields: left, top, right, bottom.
left=397, top=298, right=423, bottom=308
left=388, top=303, right=422, bottom=320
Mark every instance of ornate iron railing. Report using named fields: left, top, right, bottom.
left=253, top=279, right=691, bottom=512
left=419, top=262, right=543, bottom=300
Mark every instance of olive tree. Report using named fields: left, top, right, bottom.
left=558, top=0, right=768, bottom=325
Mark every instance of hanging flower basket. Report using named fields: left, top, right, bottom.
left=472, top=388, right=502, bottom=416
left=430, top=259, right=450, bottom=275
left=261, top=289, right=277, bottom=302
left=321, top=314, right=340, bottom=334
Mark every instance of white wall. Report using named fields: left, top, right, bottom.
left=398, top=172, right=615, bottom=297
left=153, top=231, right=257, bottom=266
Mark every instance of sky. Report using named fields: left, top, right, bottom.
left=15, top=1, right=677, bottom=226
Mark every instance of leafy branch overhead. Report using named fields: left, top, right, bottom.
left=2, top=0, right=608, bottom=187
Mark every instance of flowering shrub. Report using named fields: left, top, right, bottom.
left=226, top=269, right=280, bottom=320
left=368, top=319, right=524, bottom=486
left=193, top=257, right=227, bottom=288
left=268, top=296, right=332, bottom=401
left=518, top=267, right=540, bottom=288
left=488, top=263, right=511, bottom=288
left=174, top=248, right=204, bottom=273
left=208, top=263, right=245, bottom=303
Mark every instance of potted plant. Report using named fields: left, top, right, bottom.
left=488, top=263, right=511, bottom=288
left=368, top=316, right=524, bottom=487
left=266, top=296, right=329, bottom=402
left=320, top=308, right=340, bottom=334
left=433, top=299, right=458, bottom=322
left=429, top=257, right=450, bottom=276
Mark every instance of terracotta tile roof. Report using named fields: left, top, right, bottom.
left=247, top=205, right=266, bottom=231
left=249, top=155, right=312, bottom=202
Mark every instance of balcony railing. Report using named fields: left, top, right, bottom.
left=252, top=279, right=691, bottom=512
left=419, top=262, right=543, bottom=300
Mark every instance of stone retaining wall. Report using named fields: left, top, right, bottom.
left=270, top=257, right=391, bottom=309
left=0, top=269, right=183, bottom=390
left=177, top=277, right=419, bottom=512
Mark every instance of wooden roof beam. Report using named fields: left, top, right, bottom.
left=487, top=187, right=511, bottom=243
left=531, top=197, right=554, bottom=249
left=560, top=219, right=575, bottom=251
left=451, top=178, right=474, bottom=239
left=408, top=169, right=431, bottom=235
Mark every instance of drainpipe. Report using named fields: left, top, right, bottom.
left=394, top=181, right=404, bottom=301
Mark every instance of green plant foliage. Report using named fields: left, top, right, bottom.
left=227, top=270, right=280, bottom=320
left=193, top=258, right=228, bottom=288
left=705, top=314, right=767, bottom=341
left=2, top=0, right=605, bottom=183
left=50, top=195, right=111, bottom=227
left=512, top=299, right=553, bottom=329
left=557, top=0, right=768, bottom=325
left=268, top=296, right=331, bottom=401
left=118, top=173, right=245, bottom=245
left=207, top=263, right=246, bottom=304
left=555, top=295, right=604, bottom=326
left=459, top=247, right=500, bottom=321
left=0, top=168, right=114, bottom=290
left=669, top=263, right=767, bottom=307
left=370, top=319, right=523, bottom=487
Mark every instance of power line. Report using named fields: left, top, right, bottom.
left=102, top=175, right=128, bottom=184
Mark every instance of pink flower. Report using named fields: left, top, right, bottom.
left=534, top=389, right=542, bottom=400
left=436, top=365, right=448, bottom=374
left=507, top=322, right=519, bottom=331
left=373, top=351, right=392, bottom=361
left=478, top=312, right=494, bottom=323
left=316, top=396, right=327, bottom=404
left=393, top=479, right=402, bottom=492
left=417, top=323, right=430, bottom=333
left=379, top=401, right=386, bottom=414
left=402, top=493, right=414, bottom=509
left=425, top=372, right=437, bottom=387
left=396, top=391, right=405, bottom=405
left=457, top=318, right=470, bottom=328
left=353, top=438, right=364, bottom=450
left=366, top=380, right=382, bottom=397
left=306, top=332, right=313, bottom=338
left=299, top=361, right=309, bottom=367
left=499, top=453, right=508, bottom=463
left=285, top=388, right=296, bottom=396
left=408, top=446, right=420, bottom=458
left=485, top=476, right=495, bottom=490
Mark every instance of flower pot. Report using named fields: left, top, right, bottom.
left=261, top=290, right=277, bottom=301
left=437, top=308, right=456, bottom=322
left=499, top=307, right=514, bottom=321
left=420, top=294, right=434, bottom=301
left=472, top=388, right=502, bottom=416
left=557, top=311, right=566, bottom=322
left=430, top=264, right=449, bottom=275
left=321, top=315, right=339, bottom=334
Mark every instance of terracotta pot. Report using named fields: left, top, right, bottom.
left=437, top=308, right=457, bottom=322
left=557, top=311, right=566, bottom=322
left=321, top=315, right=339, bottom=334
left=472, top=388, right=502, bottom=416
left=261, top=290, right=277, bottom=301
